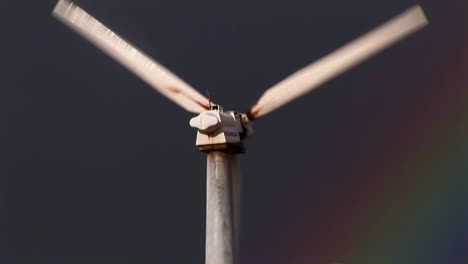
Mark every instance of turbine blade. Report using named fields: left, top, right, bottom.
left=53, top=0, right=210, bottom=113
left=250, top=5, right=428, bottom=119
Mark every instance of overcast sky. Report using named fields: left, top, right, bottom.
left=1, top=0, right=467, bottom=263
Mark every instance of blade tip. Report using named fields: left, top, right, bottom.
left=52, top=0, right=71, bottom=16
left=412, top=4, right=430, bottom=25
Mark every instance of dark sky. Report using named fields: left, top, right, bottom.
left=1, top=0, right=467, bottom=263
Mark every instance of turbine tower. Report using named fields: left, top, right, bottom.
left=52, top=1, right=428, bottom=263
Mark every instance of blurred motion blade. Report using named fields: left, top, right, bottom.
left=250, top=5, right=428, bottom=119
left=53, top=0, right=210, bottom=113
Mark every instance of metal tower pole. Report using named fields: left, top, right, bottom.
left=229, top=154, right=242, bottom=264
left=206, top=151, right=241, bottom=264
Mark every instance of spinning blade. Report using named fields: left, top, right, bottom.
left=250, top=5, right=428, bottom=119
left=53, top=0, right=210, bottom=113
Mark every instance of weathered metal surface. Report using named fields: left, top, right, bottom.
left=206, top=151, right=235, bottom=264
left=229, top=154, right=241, bottom=264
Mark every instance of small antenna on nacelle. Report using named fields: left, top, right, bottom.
left=206, top=89, right=212, bottom=110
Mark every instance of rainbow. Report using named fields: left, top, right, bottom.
left=242, top=20, right=468, bottom=264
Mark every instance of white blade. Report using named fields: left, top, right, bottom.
left=250, top=5, right=428, bottom=119
left=53, top=0, right=210, bottom=113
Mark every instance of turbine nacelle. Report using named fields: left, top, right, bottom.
left=190, top=105, right=253, bottom=153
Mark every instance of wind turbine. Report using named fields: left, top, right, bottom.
left=52, top=1, right=428, bottom=263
